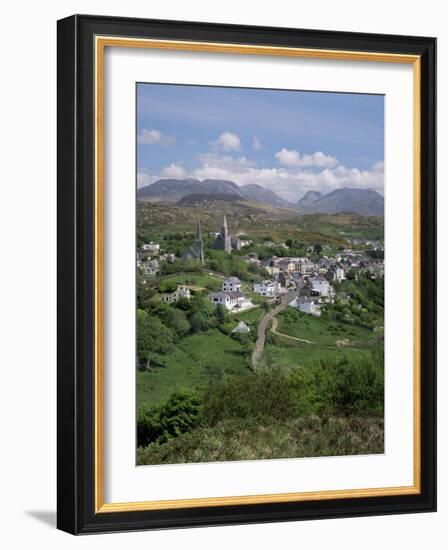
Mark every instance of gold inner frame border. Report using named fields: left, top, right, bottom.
left=94, top=35, right=421, bottom=514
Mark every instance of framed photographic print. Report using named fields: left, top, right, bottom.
left=57, top=14, right=436, bottom=534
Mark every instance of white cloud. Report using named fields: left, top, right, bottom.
left=275, top=148, right=338, bottom=168
left=211, top=131, right=241, bottom=151
left=137, top=128, right=175, bottom=146
left=252, top=136, right=262, bottom=151
left=197, top=152, right=254, bottom=171
left=161, top=163, right=187, bottom=178
left=137, top=172, right=157, bottom=189
left=372, top=160, right=384, bottom=172
left=140, top=151, right=384, bottom=202
left=188, top=152, right=384, bottom=202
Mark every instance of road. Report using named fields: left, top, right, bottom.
left=251, top=289, right=300, bottom=369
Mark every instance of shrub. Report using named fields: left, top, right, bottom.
left=137, top=388, right=202, bottom=447
left=202, top=368, right=297, bottom=425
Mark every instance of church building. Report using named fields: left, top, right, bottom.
left=213, top=215, right=240, bottom=253
left=181, top=220, right=204, bottom=264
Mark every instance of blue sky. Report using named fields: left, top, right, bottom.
left=137, top=83, right=384, bottom=203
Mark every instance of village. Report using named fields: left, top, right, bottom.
left=137, top=214, right=384, bottom=325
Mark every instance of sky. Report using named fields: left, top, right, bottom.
left=136, top=83, right=384, bottom=203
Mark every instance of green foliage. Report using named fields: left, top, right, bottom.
left=137, top=277, right=156, bottom=310
left=137, top=329, right=250, bottom=406
left=158, top=273, right=221, bottom=292
left=200, top=349, right=383, bottom=424
left=189, top=297, right=216, bottom=332
left=137, top=415, right=384, bottom=465
left=162, top=260, right=203, bottom=275
left=202, top=369, right=299, bottom=425
left=326, top=353, right=384, bottom=414
left=159, top=306, right=191, bottom=339
left=136, top=309, right=174, bottom=368
left=322, top=275, right=384, bottom=330
left=137, top=389, right=202, bottom=447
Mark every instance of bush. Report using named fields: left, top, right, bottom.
left=137, top=347, right=384, bottom=453
left=202, top=368, right=297, bottom=425
left=137, top=389, right=202, bottom=447
left=137, top=415, right=384, bottom=465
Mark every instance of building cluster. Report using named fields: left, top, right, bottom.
left=137, top=215, right=384, bottom=319
left=137, top=240, right=176, bottom=277
left=247, top=246, right=384, bottom=317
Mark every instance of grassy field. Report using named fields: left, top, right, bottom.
left=276, top=309, right=377, bottom=347
left=260, top=308, right=379, bottom=369
left=157, top=272, right=222, bottom=292
left=137, top=328, right=250, bottom=406
left=137, top=304, right=380, bottom=405
left=234, top=306, right=264, bottom=324
left=263, top=341, right=373, bottom=370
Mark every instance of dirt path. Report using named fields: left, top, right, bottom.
left=271, top=318, right=315, bottom=344
left=252, top=290, right=300, bottom=369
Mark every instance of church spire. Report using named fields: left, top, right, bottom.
left=196, top=219, right=203, bottom=241
left=222, top=214, right=229, bottom=235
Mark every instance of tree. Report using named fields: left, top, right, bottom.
left=160, top=306, right=191, bottom=338
left=189, top=297, right=216, bottom=333
left=137, top=309, right=174, bottom=368
left=215, top=304, right=230, bottom=326
left=175, top=297, right=191, bottom=311
left=137, top=277, right=156, bottom=311
left=314, top=243, right=323, bottom=255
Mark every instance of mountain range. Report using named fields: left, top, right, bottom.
left=296, top=187, right=384, bottom=216
left=137, top=178, right=384, bottom=216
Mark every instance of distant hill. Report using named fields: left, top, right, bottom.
left=137, top=178, right=293, bottom=208
left=296, top=190, right=322, bottom=211
left=137, top=178, right=244, bottom=202
left=138, top=178, right=384, bottom=216
left=239, top=184, right=294, bottom=208
left=297, top=188, right=384, bottom=216
left=177, top=193, right=243, bottom=206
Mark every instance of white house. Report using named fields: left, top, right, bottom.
left=161, top=285, right=191, bottom=303
left=309, top=276, right=332, bottom=297
left=222, top=277, right=242, bottom=292
left=289, top=297, right=321, bottom=317
left=253, top=280, right=281, bottom=297
left=209, top=291, right=252, bottom=311
left=160, top=252, right=176, bottom=262
left=333, top=265, right=346, bottom=282
left=239, top=239, right=252, bottom=248
left=142, top=242, right=160, bottom=254
left=232, top=321, right=251, bottom=334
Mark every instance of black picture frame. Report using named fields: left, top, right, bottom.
left=57, top=14, right=436, bottom=535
